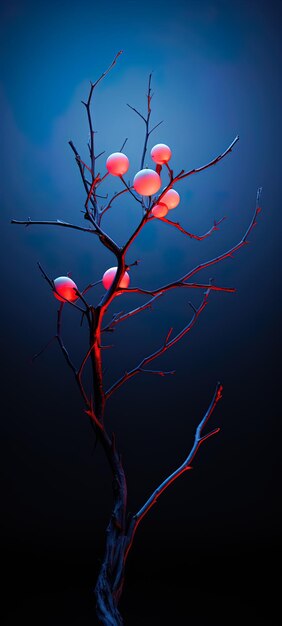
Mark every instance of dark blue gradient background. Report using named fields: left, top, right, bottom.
left=0, top=1, right=280, bottom=624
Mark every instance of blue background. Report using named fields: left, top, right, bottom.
left=0, top=0, right=280, bottom=624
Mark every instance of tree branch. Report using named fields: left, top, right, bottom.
left=126, top=103, right=146, bottom=123
left=106, top=288, right=211, bottom=399
left=182, top=188, right=262, bottom=283
left=140, top=368, right=176, bottom=376
left=55, top=304, right=90, bottom=407
left=128, top=73, right=162, bottom=171
left=82, top=51, right=123, bottom=191
left=124, top=381, right=223, bottom=561
left=141, top=72, right=152, bottom=170
left=155, top=136, right=240, bottom=207
left=56, top=303, right=77, bottom=373
left=121, top=281, right=235, bottom=297
left=68, top=140, right=96, bottom=212
left=148, top=120, right=163, bottom=136
left=82, top=279, right=102, bottom=296
left=102, top=293, right=164, bottom=332
left=177, top=136, right=240, bottom=183
left=121, top=188, right=261, bottom=303
left=120, top=137, right=128, bottom=152
left=119, top=176, right=143, bottom=205
left=11, top=218, right=97, bottom=234
left=31, top=335, right=56, bottom=362
left=100, top=188, right=130, bottom=221
left=149, top=215, right=226, bottom=241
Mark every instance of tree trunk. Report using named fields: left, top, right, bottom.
left=89, top=306, right=129, bottom=625
left=93, top=422, right=128, bottom=625
left=95, top=511, right=127, bottom=625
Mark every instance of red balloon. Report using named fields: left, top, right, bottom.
left=151, top=143, right=172, bottom=165
left=53, top=276, right=79, bottom=302
left=151, top=202, right=168, bottom=218
left=133, top=169, right=161, bottom=196
left=102, top=267, right=130, bottom=290
left=106, top=152, right=129, bottom=176
left=161, top=188, right=180, bottom=209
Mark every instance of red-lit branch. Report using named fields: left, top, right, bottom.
left=102, top=293, right=164, bottom=332
left=182, top=188, right=262, bottom=283
left=150, top=215, right=226, bottom=241
left=82, top=279, right=102, bottom=296
left=100, top=188, right=130, bottom=221
left=114, top=139, right=242, bottom=279
left=124, top=381, right=223, bottom=561
left=106, top=288, right=211, bottom=400
left=160, top=135, right=240, bottom=193
left=118, top=189, right=262, bottom=307
left=121, top=281, right=235, bottom=297
left=179, top=135, right=239, bottom=181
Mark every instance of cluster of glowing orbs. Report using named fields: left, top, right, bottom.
left=133, top=169, right=161, bottom=196
left=161, top=188, right=180, bottom=210
left=53, top=276, right=79, bottom=302
left=151, top=143, right=172, bottom=165
left=102, top=267, right=130, bottom=290
left=106, top=152, right=129, bottom=176
left=151, top=202, right=168, bottom=218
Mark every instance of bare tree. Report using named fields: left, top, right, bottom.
left=11, top=51, right=262, bottom=626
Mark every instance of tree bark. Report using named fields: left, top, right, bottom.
left=94, top=435, right=128, bottom=626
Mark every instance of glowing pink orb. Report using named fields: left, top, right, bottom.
left=53, top=276, right=79, bottom=302
left=106, top=152, right=129, bottom=176
left=151, top=143, right=172, bottom=165
left=133, top=169, right=161, bottom=196
left=161, top=188, right=180, bottom=210
left=102, top=267, right=130, bottom=290
left=151, top=202, right=168, bottom=218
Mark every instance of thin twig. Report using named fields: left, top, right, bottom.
left=56, top=303, right=77, bottom=373
left=148, top=215, right=226, bottom=241
left=100, top=188, right=130, bottom=221
left=178, top=136, right=239, bottom=182
left=127, top=73, right=162, bottom=171
left=120, top=138, right=128, bottom=152
left=31, top=336, right=56, bottom=362
left=82, top=280, right=102, bottom=296
left=119, top=176, right=143, bottom=205
left=68, top=140, right=96, bottom=211
left=153, top=137, right=240, bottom=210
left=126, top=103, right=146, bottom=123
left=148, top=120, right=163, bottom=136
left=82, top=51, right=123, bottom=188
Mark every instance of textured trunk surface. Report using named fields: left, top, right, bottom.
left=95, top=570, right=124, bottom=626
left=95, top=524, right=126, bottom=626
